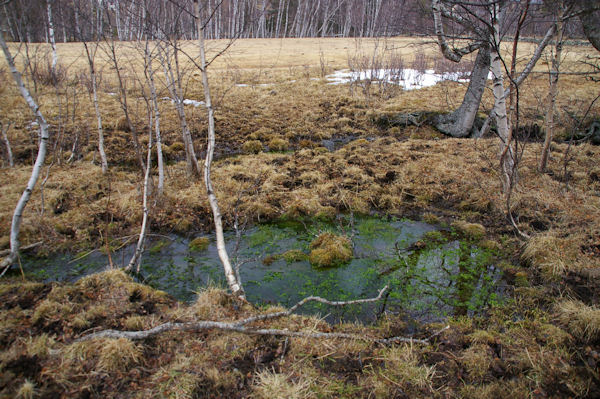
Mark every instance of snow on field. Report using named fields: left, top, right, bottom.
left=325, top=68, right=472, bottom=90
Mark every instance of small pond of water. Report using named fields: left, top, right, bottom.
left=24, top=216, right=503, bottom=323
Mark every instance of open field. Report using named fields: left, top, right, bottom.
left=1, top=37, right=600, bottom=397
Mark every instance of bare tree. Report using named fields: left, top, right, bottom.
left=77, top=20, right=109, bottom=173
left=540, top=3, right=566, bottom=172
left=194, top=0, right=245, bottom=300
left=0, top=30, right=50, bottom=271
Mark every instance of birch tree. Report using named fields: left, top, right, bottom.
left=0, top=29, right=50, bottom=271
left=0, top=121, right=13, bottom=167
left=194, top=0, right=245, bottom=300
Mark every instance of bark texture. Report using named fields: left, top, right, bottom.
left=433, top=45, right=490, bottom=138
left=0, top=32, right=50, bottom=269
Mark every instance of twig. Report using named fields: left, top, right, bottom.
left=235, top=285, right=389, bottom=326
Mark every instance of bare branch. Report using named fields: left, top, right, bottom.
left=75, top=286, right=431, bottom=345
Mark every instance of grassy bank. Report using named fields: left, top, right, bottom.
left=0, top=37, right=599, bottom=397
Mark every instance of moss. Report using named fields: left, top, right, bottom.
left=242, top=140, right=264, bottom=154
left=189, top=236, right=210, bottom=252
left=149, top=240, right=169, bottom=254
left=452, top=221, right=486, bottom=241
left=168, top=142, right=185, bottom=153
left=281, top=249, right=308, bottom=263
left=309, top=232, right=353, bottom=268
left=268, top=137, right=289, bottom=152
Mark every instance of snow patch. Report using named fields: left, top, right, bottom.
left=183, top=99, right=205, bottom=107
left=325, top=68, right=474, bottom=90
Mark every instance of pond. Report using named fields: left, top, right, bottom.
left=23, top=215, right=503, bottom=324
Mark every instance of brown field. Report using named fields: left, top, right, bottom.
left=0, top=37, right=600, bottom=398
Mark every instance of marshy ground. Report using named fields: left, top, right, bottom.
left=1, top=37, right=600, bottom=398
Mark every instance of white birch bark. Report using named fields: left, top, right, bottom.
left=194, top=0, right=245, bottom=300
left=0, top=32, right=50, bottom=269
left=1, top=121, right=14, bottom=167
left=489, top=3, right=513, bottom=193
left=126, top=115, right=152, bottom=273
left=46, top=0, right=58, bottom=73
left=145, top=42, right=164, bottom=195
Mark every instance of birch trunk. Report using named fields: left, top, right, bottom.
left=1, top=122, right=14, bottom=167
left=83, top=41, right=108, bottom=174
left=434, top=45, right=490, bottom=138
left=145, top=42, right=164, bottom=194
left=47, top=0, right=58, bottom=73
left=490, top=4, right=513, bottom=193
left=540, top=11, right=564, bottom=172
left=0, top=32, right=50, bottom=269
left=194, top=0, right=245, bottom=300
left=126, top=115, right=152, bottom=273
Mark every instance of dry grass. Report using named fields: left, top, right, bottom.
left=253, top=369, right=315, bottom=399
left=555, top=299, right=600, bottom=342
left=0, top=36, right=599, bottom=398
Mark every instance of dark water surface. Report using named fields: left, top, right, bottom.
left=24, top=216, right=503, bottom=323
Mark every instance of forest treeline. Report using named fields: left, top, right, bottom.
left=1, top=0, right=584, bottom=43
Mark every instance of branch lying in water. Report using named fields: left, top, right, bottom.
left=76, top=285, right=440, bottom=345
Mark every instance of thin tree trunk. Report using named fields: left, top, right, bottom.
left=194, top=0, right=245, bottom=300
left=540, top=9, right=564, bottom=172
left=47, top=0, right=58, bottom=73
left=83, top=41, right=108, bottom=174
left=1, top=121, right=14, bottom=167
left=145, top=42, right=164, bottom=195
left=0, top=32, right=50, bottom=270
left=126, top=115, right=152, bottom=273
left=490, top=4, right=513, bottom=193
left=106, top=41, right=146, bottom=173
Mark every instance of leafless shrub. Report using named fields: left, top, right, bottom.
left=30, top=56, right=68, bottom=87
left=433, top=55, right=474, bottom=80
left=78, top=68, right=104, bottom=94
left=411, top=50, right=429, bottom=74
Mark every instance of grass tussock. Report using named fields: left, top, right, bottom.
left=555, top=299, right=600, bottom=342
left=0, top=37, right=599, bottom=398
left=308, top=232, right=353, bottom=268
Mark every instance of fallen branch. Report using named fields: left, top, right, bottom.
left=76, top=285, right=430, bottom=345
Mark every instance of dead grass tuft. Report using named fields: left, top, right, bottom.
left=452, top=220, right=486, bottom=241
left=555, top=299, right=600, bottom=342
left=15, top=380, right=36, bottom=399
left=522, top=232, right=580, bottom=278
left=253, top=369, right=315, bottom=399
left=98, top=338, right=142, bottom=372
left=309, top=232, right=353, bottom=268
